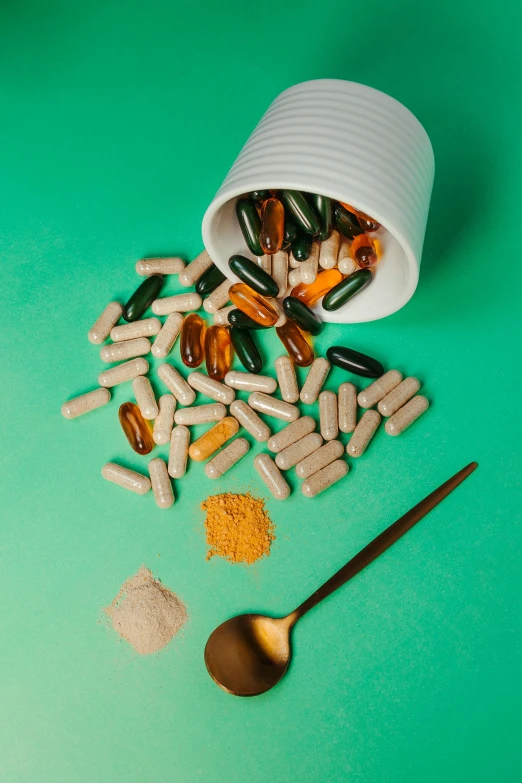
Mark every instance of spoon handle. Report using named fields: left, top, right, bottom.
left=289, top=461, right=478, bottom=623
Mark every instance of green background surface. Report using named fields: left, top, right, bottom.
left=1, top=1, right=521, bottom=781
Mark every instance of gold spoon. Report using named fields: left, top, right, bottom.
left=205, top=461, right=478, bottom=696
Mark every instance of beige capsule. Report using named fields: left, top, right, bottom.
left=319, top=390, right=338, bottom=441
left=203, top=279, right=232, bottom=314
left=152, top=293, right=202, bottom=316
left=300, top=357, right=330, bottom=404
left=132, top=376, right=158, bottom=419
left=168, top=425, right=190, bottom=478
left=110, top=317, right=161, bottom=342
left=135, top=257, right=185, bottom=276
left=346, top=409, right=381, bottom=457
left=61, top=387, right=111, bottom=419
left=148, top=458, right=175, bottom=508
left=271, top=299, right=287, bottom=327
left=253, top=454, right=291, bottom=500
left=153, top=394, right=176, bottom=445
left=224, top=371, right=277, bottom=394
left=174, top=402, right=226, bottom=425
left=300, top=241, right=320, bottom=285
left=271, top=250, right=288, bottom=297
left=338, top=239, right=357, bottom=276
left=378, top=377, right=421, bottom=417
left=289, top=250, right=301, bottom=269
left=88, top=301, right=123, bottom=345
left=179, top=249, right=214, bottom=287
left=188, top=371, right=235, bottom=404
left=301, top=459, right=349, bottom=498
left=189, top=417, right=239, bottom=461
left=267, top=415, right=316, bottom=453
left=229, top=399, right=271, bottom=442
left=275, top=355, right=299, bottom=403
left=151, top=313, right=183, bottom=359
left=385, top=395, right=429, bottom=436
left=100, top=337, right=151, bottom=363
left=98, top=357, right=149, bottom=387
left=101, top=462, right=151, bottom=495
left=213, top=304, right=236, bottom=326
left=248, top=392, right=299, bottom=423
left=319, top=230, right=340, bottom=270
left=338, top=382, right=357, bottom=433
left=157, top=363, right=196, bottom=405
left=205, top=437, right=250, bottom=479
left=358, top=370, right=403, bottom=408
left=256, top=255, right=272, bottom=274
left=295, top=439, right=344, bottom=480
left=287, top=268, right=301, bottom=288
left=275, top=432, right=323, bottom=471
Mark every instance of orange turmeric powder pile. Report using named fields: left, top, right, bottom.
left=202, top=492, right=275, bottom=565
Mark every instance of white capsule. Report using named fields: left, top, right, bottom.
left=300, top=357, right=330, bottom=404
left=157, top=363, right=196, bottom=405
left=271, top=299, right=287, bottom=327
left=357, top=370, right=403, bottom=408
left=229, top=399, right=271, bottom=442
left=338, top=239, right=357, bottom=276
left=319, top=230, right=340, bottom=270
left=253, top=454, right=290, bottom=500
left=205, top=437, right=250, bottom=479
left=148, top=458, right=175, bottom=508
left=256, top=255, right=271, bottom=274
left=224, top=371, right=277, bottom=394
left=338, top=382, right=358, bottom=433
left=346, top=410, right=381, bottom=457
left=203, top=279, right=232, bottom=313
left=289, top=250, right=301, bottom=269
left=61, top=387, right=111, bottom=419
left=301, top=460, right=349, bottom=498
left=110, top=317, right=161, bottom=342
left=135, top=257, right=185, bottom=276
left=174, top=402, right=226, bottom=425
left=378, top=377, right=421, bottom=417
left=168, top=425, right=190, bottom=478
left=385, top=395, right=429, bottom=436
left=132, top=376, right=158, bottom=419
left=153, top=394, right=176, bottom=445
left=295, top=439, right=344, bottom=480
left=213, top=304, right=236, bottom=325
left=98, top=358, right=149, bottom=387
left=275, top=356, right=299, bottom=403
left=101, top=462, right=151, bottom=495
left=248, top=392, right=299, bottom=423
left=88, top=301, right=123, bottom=344
left=151, top=313, right=183, bottom=358
left=267, top=415, right=316, bottom=453
left=275, top=432, right=323, bottom=471
left=270, top=250, right=288, bottom=297
left=100, top=337, right=151, bottom=363
left=188, top=372, right=235, bottom=404
left=300, top=241, right=320, bottom=284
left=152, top=293, right=202, bottom=316
left=287, top=268, right=301, bottom=288
left=319, top=390, right=338, bottom=441
left=178, top=249, right=213, bottom=287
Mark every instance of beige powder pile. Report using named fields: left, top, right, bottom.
left=104, top=566, right=187, bottom=655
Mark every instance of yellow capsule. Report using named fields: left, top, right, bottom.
left=118, top=401, right=155, bottom=455
left=351, top=233, right=378, bottom=268
left=205, top=325, right=232, bottom=381
left=291, top=268, right=343, bottom=306
left=229, top=283, right=278, bottom=327
left=276, top=320, right=314, bottom=367
left=180, top=313, right=205, bottom=368
left=259, top=197, right=284, bottom=255
left=188, top=416, right=239, bottom=462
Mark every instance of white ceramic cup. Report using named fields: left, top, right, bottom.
left=202, top=79, right=434, bottom=323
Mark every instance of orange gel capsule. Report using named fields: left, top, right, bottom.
left=291, top=268, right=343, bottom=306
left=351, top=233, right=378, bottom=268
left=188, top=416, right=239, bottom=461
left=205, top=325, right=232, bottom=381
left=260, top=197, right=284, bottom=255
left=180, top=313, right=205, bottom=368
left=276, top=320, right=314, bottom=367
left=118, top=401, right=154, bottom=455
left=229, top=283, right=278, bottom=327
left=339, top=202, right=381, bottom=231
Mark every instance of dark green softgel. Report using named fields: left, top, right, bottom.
left=322, top=269, right=373, bottom=311
left=250, top=190, right=272, bottom=204
left=333, top=203, right=364, bottom=240
left=284, top=217, right=297, bottom=246
left=291, top=233, right=312, bottom=261
left=229, top=255, right=279, bottom=297
left=228, top=309, right=270, bottom=330
left=230, top=327, right=263, bottom=373
left=196, top=264, right=226, bottom=297
left=123, top=274, right=163, bottom=322
left=236, top=198, right=263, bottom=256
left=282, top=297, right=323, bottom=336
left=307, top=193, right=332, bottom=241
left=326, top=346, right=384, bottom=378
left=280, top=190, right=320, bottom=236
